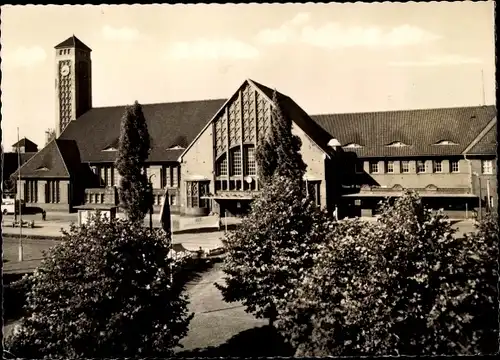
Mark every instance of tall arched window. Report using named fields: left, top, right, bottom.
left=244, top=146, right=256, bottom=176
left=216, top=154, right=228, bottom=176
left=230, top=148, right=242, bottom=176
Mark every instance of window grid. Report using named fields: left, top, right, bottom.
left=231, top=148, right=242, bottom=176
left=451, top=160, right=459, bottom=173
left=245, top=147, right=256, bottom=176
left=417, top=160, right=426, bottom=173
left=369, top=161, right=379, bottom=174
left=217, top=156, right=228, bottom=176
left=401, top=161, right=410, bottom=173
left=386, top=161, right=394, bottom=173
left=482, top=160, right=493, bottom=174
left=433, top=160, right=442, bottom=173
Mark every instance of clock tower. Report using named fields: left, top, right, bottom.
left=54, top=35, right=92, bottom=137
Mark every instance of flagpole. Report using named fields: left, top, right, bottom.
left=160, top=189, right=173, bottom=284
left=17, top=128, right=24, bottom=262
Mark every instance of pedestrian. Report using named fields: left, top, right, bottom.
left=42, top=210, right=46, bottom=221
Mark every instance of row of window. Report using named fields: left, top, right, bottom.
left=365, top=159, right=494, bottom=175
left=216, top=146, right=256, bottom=177
left=185, top=179, right=321, bottom=208
left=24, top=180, right=61, bottom=204
left=85, top=191, right=178, bottom=206
left=91, top=165, right=180, bottom=189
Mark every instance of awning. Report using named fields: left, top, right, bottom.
left=342, top=192, right=477, bottom=198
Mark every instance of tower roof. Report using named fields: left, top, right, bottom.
left=55, top=35, right=92, bottom=52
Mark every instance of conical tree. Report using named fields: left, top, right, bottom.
left=255, top=90, right=307, bottom=185
left=115, top=101, right=153, bottom=223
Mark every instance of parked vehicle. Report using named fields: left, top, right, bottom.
left=1, top=199, right=26, bottom=215
left=2, top=199, right=16, bottom=215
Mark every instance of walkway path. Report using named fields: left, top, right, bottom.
left=177, top=262, right=267, bottom=352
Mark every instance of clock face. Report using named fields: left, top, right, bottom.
left=61, top=65, right=70, bottom=77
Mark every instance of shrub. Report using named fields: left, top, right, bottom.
left=5, top=214, right=193, bottom=358
left=279, top=191, right=499, bottom=356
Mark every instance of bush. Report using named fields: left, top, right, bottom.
left=279, top=191, right=499, bottom=356
left=5, top=214, right=193, bottom=358
left=216, top=175, right=334, bottom=325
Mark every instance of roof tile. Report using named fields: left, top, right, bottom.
left=58, top=99, right=226, bottom=163
left=311, top=105, right=496, bottom=158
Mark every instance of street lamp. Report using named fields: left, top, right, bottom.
left=148, top=174, right=156, bottom=231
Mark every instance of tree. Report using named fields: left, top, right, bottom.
left=255, top=90, right=306, bottom=185
left=5, top=214, right=193, bottom=358
left=216, top=175, right=334, bottom=326
left=45, top=128, right=56, bottom=145
left=115, top=101, right=153, bottom=223
left=278, top=191, right=499, bottom=356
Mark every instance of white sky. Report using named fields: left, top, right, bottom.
left=0, top=2, right=496, bottom=148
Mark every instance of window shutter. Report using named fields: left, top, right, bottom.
left=45, top=182, right=49, bottom=203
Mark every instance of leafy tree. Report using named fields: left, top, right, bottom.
left=5, top=214, right=193, bottom=359
left=115, top=101, right=153, bottom=223
left=278, top=191, right=499, bottom=356
left=255, top=90, right=306, bottom=185
left=216, top=175, right=334, bottom=326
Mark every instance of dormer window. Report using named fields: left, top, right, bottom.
left=167, top=145, right=185, bottom=150
left=387, top=141, right=409, bottom=147
left=102, top=146, right=117, bottom=152
left=434, top=140, right=458, bottom=146
left=343, top=143, right=363, bottom=149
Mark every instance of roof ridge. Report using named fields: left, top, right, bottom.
left=311, top=104, right=496, bottom=117
left=90, top=98, right=228, bottom=110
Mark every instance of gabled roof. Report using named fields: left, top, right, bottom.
left=179, top=79, right=333, bottom=161
left=11, top=140, right=81, bottom=179
left=12, top=137, right=38, bottom=149
left=311, top=105, right=497, bottom=158
left=58, top=99, right=226, bottom=163
left=55, top=35, right=92, bottom=52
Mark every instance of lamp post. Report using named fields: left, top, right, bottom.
left=148, top=174, right=156, bottom=231
left=17, top=128, right=24, bottom=262
left=473, top=172, right=482, bottom=221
